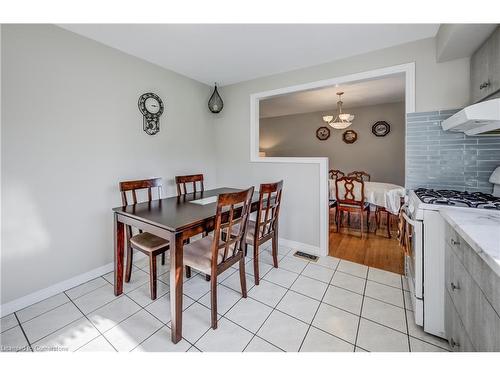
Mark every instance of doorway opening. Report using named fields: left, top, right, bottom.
left=251, top=64, right=414, bottom=274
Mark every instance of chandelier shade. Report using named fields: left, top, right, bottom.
left=322, top=92, right=354, bottom=129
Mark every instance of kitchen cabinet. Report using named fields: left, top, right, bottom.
left=444, top=223, right=500, bottom=351
left=470, top=27, right=500, bottom=103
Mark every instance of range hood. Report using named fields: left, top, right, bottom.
left=441, top=98, right=500, bottom=136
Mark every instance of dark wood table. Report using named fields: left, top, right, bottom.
left=112, top=187, right=260, bottom=343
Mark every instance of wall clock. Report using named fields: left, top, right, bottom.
left=342, top=130, right=358, bottom=144
left=372, top=121, right=390, bottom=137
left=316, top=126, right=330, bottom=141
left=138, top=93, right=164, bottom=135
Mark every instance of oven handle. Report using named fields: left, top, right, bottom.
left=400, top=208, right=419, bottom=257
left=402, top=211, right=419, bottom=227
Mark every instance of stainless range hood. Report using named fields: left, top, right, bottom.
left=441, top=98, right=500, bottom=136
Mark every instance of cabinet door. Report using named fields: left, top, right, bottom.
left=489, top=29, right=500, bottom=100
left=445, top=290, right=475, bottom=352
left=471, top=27, right=500, bottom=103
left=445, top=244, right=500, bottom=351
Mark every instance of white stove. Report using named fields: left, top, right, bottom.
left=403, top=185, right=500, bottom=339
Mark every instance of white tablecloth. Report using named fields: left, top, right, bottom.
left=329, top=180, right=405, bottom=214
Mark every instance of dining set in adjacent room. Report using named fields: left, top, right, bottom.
left=113, top=174, right=284, bottom=343
left=328, top=169, right=406, bottom=238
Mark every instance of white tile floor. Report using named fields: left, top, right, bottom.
left=0, top=243, right=450, bottom=352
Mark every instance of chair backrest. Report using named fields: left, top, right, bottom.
left=254, top=180, right=284, bottom=241
left=175, top=174, right=204, bottom=196
left=119, top=178, right=162, bottom=205
left=335, top=176, right=365, bottom=206
left=347, top=171, right=371, bottom=182
left=329, top=169, right=345, bottom=180
left=211, top=187, right=255, bottom=270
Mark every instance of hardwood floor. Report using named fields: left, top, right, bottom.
left=329, top=208, right=404, bottom=275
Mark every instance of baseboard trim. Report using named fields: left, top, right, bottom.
left=279, top=238, right=322, bottom=256
left=0, top=262, right=114, bottom=318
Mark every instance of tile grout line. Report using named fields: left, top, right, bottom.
left=240, top=260, right=304, bottom=352
left=190, top=257, right=278, bottom=351
left=138, top=254, right=276, bottom=352
left=400, top=275, right=412, bottom=352
left=353, top=267, right=369, bottom=351
left=297, top=258, right=341, bottom=352
left=62, top=291, right=119, bottom=352
left=14, top=275, right=111, bottom=327
left=7, top=246, right=418, bottom=353
left=13, top=312, right=33, bottom=352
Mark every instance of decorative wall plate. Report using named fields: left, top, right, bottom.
left=138, top=93, right=164, bottom=135
left=342, top=130, right=358, bottom=144
left=372, top=121, right=390, bottom=137
left=316, top=126, right=331, bottom=140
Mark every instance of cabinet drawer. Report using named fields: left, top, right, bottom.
left=445, top=245, right=500, bottom=351
left=445, top=290, right=475, bottom=352
left=445, top=224, right=466, bottom=263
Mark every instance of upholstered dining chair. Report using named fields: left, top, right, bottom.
left=347, top=171, right=371, bottom=182
left=244, top=180, right=284, bottom=285
left=175, top=174, right=204, bottom=196
left=119, top=178, right=169, bottom=300
left=335, top=176, right=370, bottom=238
left=183, top=187, right=254, bottom=329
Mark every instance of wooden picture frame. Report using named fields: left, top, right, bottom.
left=372, top=121, right=391, bottom=137
left=316, top=126, right=330, bottom=140
left=342, top=130, right=358, bottom=144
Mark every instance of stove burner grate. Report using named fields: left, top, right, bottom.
left=414, top=188, right=500, bottom=210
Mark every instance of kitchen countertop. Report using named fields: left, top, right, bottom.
left=440, top=208, right=500, bottom=277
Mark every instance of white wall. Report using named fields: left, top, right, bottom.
left=260, top=102, right=406, bottom=185
left=1, top=25, right=217, bottom=305
left=214, top=37, right=470, bottom=249
left=1, top=27, right=472, bottom=309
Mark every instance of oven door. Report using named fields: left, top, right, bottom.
left=402, top=210, right=423, bottom=299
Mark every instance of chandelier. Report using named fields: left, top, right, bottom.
left=322, top=92, right=354, bottom=129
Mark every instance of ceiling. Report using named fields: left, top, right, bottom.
left=259, top=74, right=405, bottom=118
left=58, top=24, right=439, bottom=86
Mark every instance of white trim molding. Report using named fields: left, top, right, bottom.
left=249, top=62, right=416, bottom=258
left=0, top=262, right=114, bottom=318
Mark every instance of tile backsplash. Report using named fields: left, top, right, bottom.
left=406, top=109, right=500, bottom=193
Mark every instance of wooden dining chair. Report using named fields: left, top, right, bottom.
left=376, top=197, right=404, bottom=238
left=328, top=170, right=345, bottom=223
left=175, top=174, right=204, bottom=195
left=335, top=176, right=370, bottom=238
left=375, top=207, right=392, bottom=238
left=244, top=181, right=284, bottom=285
left=329, top=169, right=345, bottom=180
left=183, top=187, right=254, bottom=329
left=119, top=178, right=170, bottom=300
left=347, top=171, right=371, bottom=182
left=175, top=173, right=208, bottom=279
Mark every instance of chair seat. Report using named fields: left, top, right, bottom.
left=130, top=232, right=169, bottom=253
left=183, top=236, right=231, bottom=275
left=338, top=202, right=370, bottom=209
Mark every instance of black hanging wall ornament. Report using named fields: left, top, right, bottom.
left=208, top=83, right=223, bottom=113
left=138, top=93, right=164, bottom=135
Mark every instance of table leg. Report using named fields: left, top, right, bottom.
left=114, top=213, right=125, bottom=296
left=170, top=232, right=184, bottom=343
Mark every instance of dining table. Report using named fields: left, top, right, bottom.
left=112, top=187, right=261, bottom=344
left=329, top=180, right=406, bottom=214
